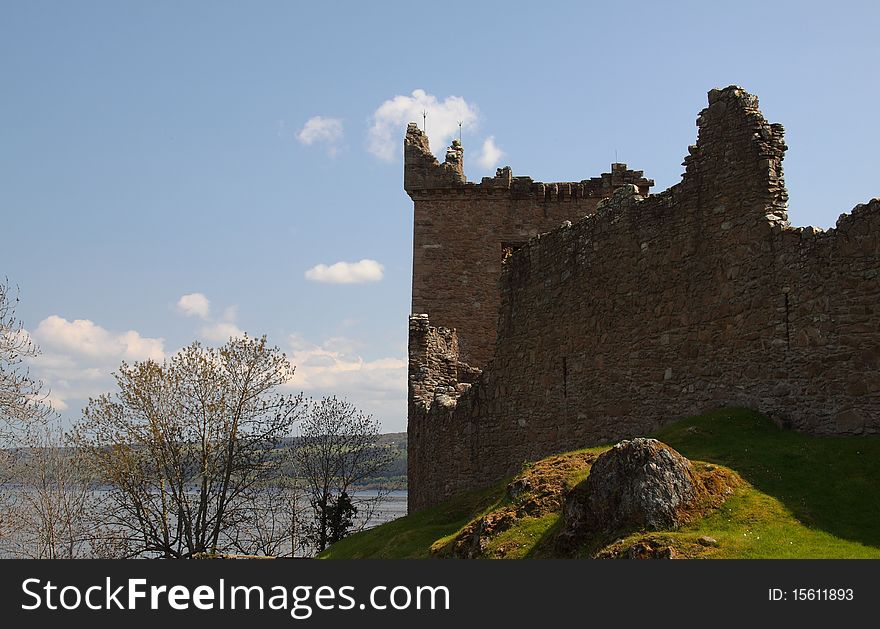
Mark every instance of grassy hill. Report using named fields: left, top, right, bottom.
left=319, top=409, right=880, bottom=559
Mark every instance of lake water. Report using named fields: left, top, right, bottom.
left=0, top=487, right=408, bottom=558
left=355, top=489, right=408, bottom=527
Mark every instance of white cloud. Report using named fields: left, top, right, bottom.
left=117, top=330, right=166, bottom=362
left=285, top=334, right=406, bottom=431
left=176, top=292, right=247, bottom=342
left=35, top=316, right=164, bottom=362
left=476, top=136, right=504, bottom=170
left=198, top=322, right=246, bottom=343
left=320, top=336, right=363, bottom=355
left=367, top=89, right=479, bottom=161
left=296, top=116, right=343, bottom=154
left=220, top=305, right=238, bottom=323
left=29, top=316, right=166, bottom=414
left=304, top=259, right=384, bottom=284
left=44, top=391, right=69, bottom=412
left=176, top=293, right=211, bottom=319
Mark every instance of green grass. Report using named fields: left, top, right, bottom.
left=599, top=489, right=880, bottom=559
left=320, top=408, right=880, bottom=559
left=483, top=513, right=562, bottom=558
left=318, top=480, right=506, bottom=558
left=656, top=408, right=880, bottom=550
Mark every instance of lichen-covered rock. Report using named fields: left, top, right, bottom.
left=557, top=438, right=700, bottom=552
left=596, top=538, right=677, bottom=559
left=435, top=451, right=597, bottom=558
left=448, top=511, right=516, bottom=559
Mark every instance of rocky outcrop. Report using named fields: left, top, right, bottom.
left=436, top=451, right=598, bottom=559
left=433, top=438, right=737, bottom=559
left=556, top=439, right=724, bottom=553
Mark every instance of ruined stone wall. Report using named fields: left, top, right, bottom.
left=407, top=86, right=880, bottom=511
left=406, top=123, right=652, bottom=367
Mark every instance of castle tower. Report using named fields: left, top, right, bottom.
left=404, top=124, right=653, bottom=368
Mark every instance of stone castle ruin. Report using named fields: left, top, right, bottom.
left=405, top=86, right=880, bottom=512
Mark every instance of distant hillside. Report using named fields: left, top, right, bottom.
left=5, top=432, right=408, bottom=490
left=320, top=410, right=880, bottom=559
left=284, top=431, right=407, bottom=489
left=267, top=432, right=407, bottom=490
left=360, top=432, right=406, bottom=489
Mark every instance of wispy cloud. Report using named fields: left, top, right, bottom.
left=198, top=321, right=245, bottom=343
left=476, top=136, right=504, bottom=170
left=304, top=259, right=384, bottom=284
left=367, top=89, right=478, bottom=161
left=284, top=334, right=406, bottom=430
left=297, top=116, right=344, bottom=155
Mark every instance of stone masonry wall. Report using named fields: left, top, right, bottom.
left=407, top=86, right=880, bottom=512
left=406, top=123, right=653, bottom=367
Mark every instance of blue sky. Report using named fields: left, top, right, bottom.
left=3, top=1, right=879, bottom=432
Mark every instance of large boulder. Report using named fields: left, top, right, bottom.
left=557, top=438, right=701, bottom=552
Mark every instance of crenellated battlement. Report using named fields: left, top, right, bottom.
left=404, top=122, right=653, bottom=201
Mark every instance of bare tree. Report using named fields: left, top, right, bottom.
left=0, top=278, right=57, bottom=556
left=4, top=421, right=98, bottom=558
left=221, top=474, right=308, bottom=557
left=0, top=278, right=51, bottom=444
left=72, top=335, right=303, bottom=558
left=294, top=396, right=396, bottom=553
